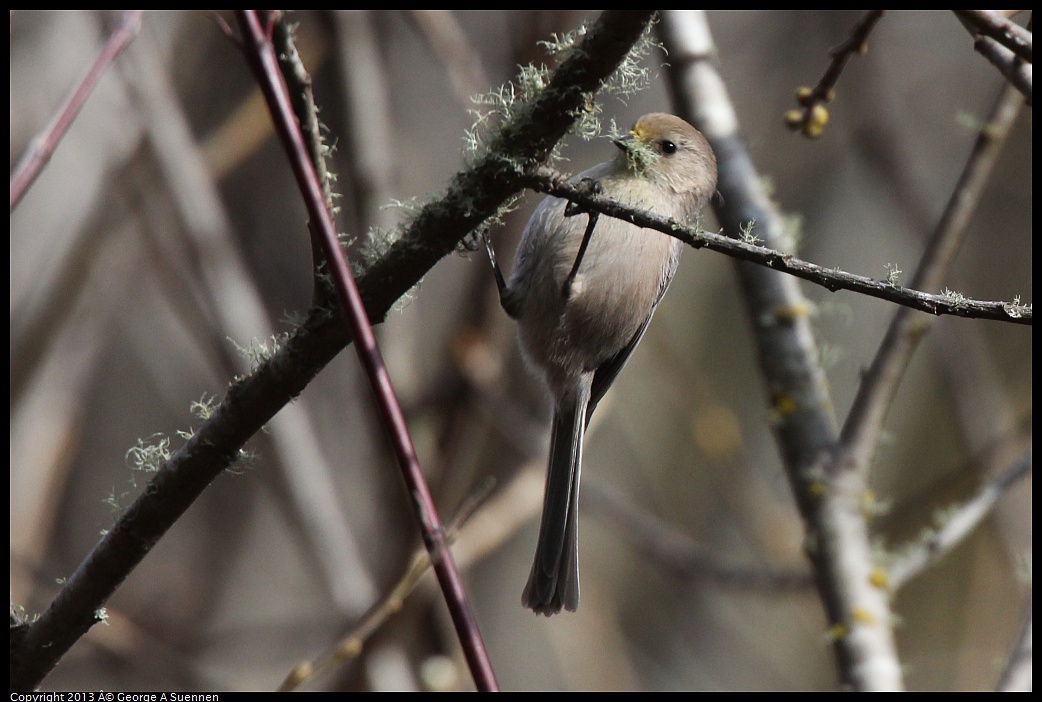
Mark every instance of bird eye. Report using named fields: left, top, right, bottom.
left=660, top=140, right=677, bottom=155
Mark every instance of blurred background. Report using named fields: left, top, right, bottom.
left=10, top=10, right=1031, bottom=691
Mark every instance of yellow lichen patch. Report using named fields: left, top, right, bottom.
left=775, top=302, right=811, bottom=323
left=860, top=489, right=883, bottom=518
left=771, top=393, right=799, bottom=422
left=337, top=637, right=364, bottom=659
left=827, top=622, right=849, bottom=641
left=851, top=607, right=877, bottom=627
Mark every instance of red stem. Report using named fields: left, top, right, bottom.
left=234, top=11, right=498, bottom=691
left=10, top=10, right=144, bottom=212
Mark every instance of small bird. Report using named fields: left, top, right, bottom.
left=495, top=113, right=717, bottom=615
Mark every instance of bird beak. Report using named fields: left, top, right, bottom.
left=613, top=133, right=636, bottom=154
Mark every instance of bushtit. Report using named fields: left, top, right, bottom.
left=497, top=113, right=717, bottom=615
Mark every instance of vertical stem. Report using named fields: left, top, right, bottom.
left=234, top=11, right=498, bottom=691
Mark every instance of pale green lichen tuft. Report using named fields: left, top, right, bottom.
left=942, top=288, right=967, bottom=310
left=230, top=333, right=292, bottom=373
left=191, top=394, right=217, bottom=421
left=738, top=219, right=761, bottom=246
left=463, top=16, right=662, bottom=170
left=125, top=434, right=171, bottom=475
left=884, top=262, right=902, bottom=287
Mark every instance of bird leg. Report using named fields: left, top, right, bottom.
left=483, top=230, right=520, bottom=318
left=561, top=178, right=602, bottom=301
left=561, top=212, right=598, bottom=301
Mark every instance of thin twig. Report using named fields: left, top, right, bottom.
left=234, top=10, right=498, bottom=691
left=278, top=478, right=495, bottom=692
left=953, top=10, right=1033, bottom=105
left=10, top=10, right=144, bottom=212
left=837, top=81, right=1025, bottom=474
left=203, top=10, right=237, bottom=43
left=954, top=10, right=1032, bottom=63
left=997, top=598, right=1033, bottom=692
left=272, top=18, right=338, bottom=287
left=887, top=446, right=1032, bottom=591
left=784, top=10, right=886, bottom=138
left=521, top=165, right=1031, bottom=325
left=974, top=35, right=1033, bottom=105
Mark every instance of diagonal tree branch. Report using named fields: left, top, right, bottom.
left=661, top=10, right=1028, bottom=692
left=8, top=9, right=658, bottom=692
left=10, top=10, right=144, bottom=212
left=887, top=446, right=1031, bottom=592
left=954, top=10, right=1032, bottom=63
left=661, top=10, right=897, bottom=690
left=954, top=10, right=1032, bottom=105
left=973, top=35, right=1033, bottom=105
left=520, top=165, right=1031, bottom=325
left=837, top=81, right=1025, bottom=485
left=785, top=10, right=887, bottom=138
left=997, top=597, right=1033, bottom=692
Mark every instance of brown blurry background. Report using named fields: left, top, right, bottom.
left=10, top=10, right=1031, bottom=691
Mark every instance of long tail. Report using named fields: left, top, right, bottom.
left=522, top=397, right=585, bottom=615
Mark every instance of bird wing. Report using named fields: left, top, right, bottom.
left=584, top=311, right=654, bottom=427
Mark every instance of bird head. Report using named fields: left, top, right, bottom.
left=612, top=113, right=718, bottom=212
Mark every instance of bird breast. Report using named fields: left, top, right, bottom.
left=512, top=188, right=681, bottom=385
